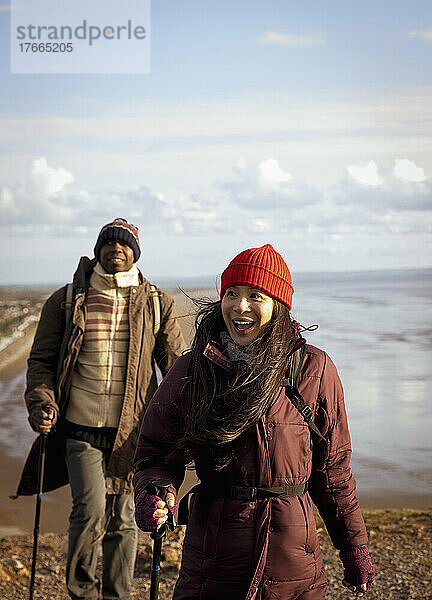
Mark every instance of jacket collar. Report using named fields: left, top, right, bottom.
left=203, top=340, right=235, bottom=372
left=72, top=256, right=96, bottom=290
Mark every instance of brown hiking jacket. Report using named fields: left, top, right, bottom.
left=133, top=342, right=368, bottom=599
left=17, top=256, right=185, bottom=496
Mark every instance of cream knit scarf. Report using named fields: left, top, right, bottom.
left=91, top=261, right=139, bottom=289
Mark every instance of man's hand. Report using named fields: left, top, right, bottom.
left=30, top=406, right=57, bottom=434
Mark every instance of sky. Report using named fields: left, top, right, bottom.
left=0, top=0, right=431, bottom=285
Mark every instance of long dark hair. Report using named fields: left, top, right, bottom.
left=167, top=296, right=298, bottom=469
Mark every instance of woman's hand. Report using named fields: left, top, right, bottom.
left=134, top=488, right=176, bottom=532
left=342, top=580, right=369, bottom=597
left=153, top=492, right=176, bottom=529
left=339, top=545, right=375, bottom=596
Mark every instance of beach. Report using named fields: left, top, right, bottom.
left=1, top=272, right=431, bottom=537
left=0, top=276, right=431, bottom=598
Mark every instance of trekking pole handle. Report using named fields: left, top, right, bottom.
left=146, top=479, right=176, bottom=536
left=41, top=403, right=55, bottom=420
left=147, top=479, right=171, bottom=502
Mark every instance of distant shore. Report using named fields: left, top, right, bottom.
left=0, top=325, right=36, bottom=381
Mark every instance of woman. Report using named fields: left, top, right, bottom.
left=133, top=244, right=375, bottom=600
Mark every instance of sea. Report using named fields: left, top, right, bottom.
left=1, top=268, right=431, bottom=510
left=291, top=268, right=432, bottom=503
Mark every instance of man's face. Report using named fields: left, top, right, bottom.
left=99, top=239, right=135, bottom=274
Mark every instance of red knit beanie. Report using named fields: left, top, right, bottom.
left=220, top=244, right=294, bottom=309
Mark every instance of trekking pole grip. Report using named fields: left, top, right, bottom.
left=148, top=479, right=171, bottom=503
left=147, top=479, right=176, bottom=539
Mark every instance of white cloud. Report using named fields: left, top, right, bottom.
left=258, top=158, right=292, bottom=188
left=220, top=158, right=317, bottom=209
left=258, top=31, right=324, bottom=47
left=1, top=156, right=431, bottom=247
left=1, top=93, right=432, bottom=194
left=335, top=158, right=432, bottom=214
left=1, top=156, right=432, bottom=280
left=0, top=157, right=168, bottom=232
left=0, top=186, right=16, bottom=213
left=248, top=218, right=272, bottom=233
left=29, top=157, right=74, bottom=196
left=394, top=158, right=426, bottom=183
left=408, top=29, right=432, bottom=42
left=3, top=90, right=431, bottom=204
left=347, top=161, right=383, bottom=187
left=0, top=156, right=319, bottom=237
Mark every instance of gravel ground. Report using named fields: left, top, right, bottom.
left=0, top=509, right=430, bottom=599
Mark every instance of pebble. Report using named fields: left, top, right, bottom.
left=0, top=510, right=430, bottom=599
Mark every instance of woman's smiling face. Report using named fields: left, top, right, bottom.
left=221, top=285, right=274, bottom=346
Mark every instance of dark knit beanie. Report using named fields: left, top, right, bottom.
left=220, top=244, right=294, bottom=309
left=94, top=218, right=140, bottom=262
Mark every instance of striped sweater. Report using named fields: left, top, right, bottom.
left=66, top=262, right=139, bottom=428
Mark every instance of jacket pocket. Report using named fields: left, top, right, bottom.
left=298, top=494, right=310, bottom=550
left=266, top=498, right=316, bottom=582
left=298, top=494, right=319, bottom=553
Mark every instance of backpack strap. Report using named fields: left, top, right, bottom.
left=282, top=345, right=327, bottom=444
left=61, top=282, right=74, bottom=323
left=285, top=343, right=306, bottom=388
left=149, top=284, right=161, bottom=337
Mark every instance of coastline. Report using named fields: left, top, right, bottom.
left=0, top=287, right=430, bottom=540
left=0, top=288, right=431, bottom=598
left=0, top=325, right=36, bottom=381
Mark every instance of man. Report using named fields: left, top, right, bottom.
left=17, top=218, right=185, bottom=600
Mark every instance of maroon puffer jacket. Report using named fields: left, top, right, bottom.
left=134, top=342, right=368, bottom=600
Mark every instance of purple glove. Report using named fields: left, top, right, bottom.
left=340, top=545, right=375, bottom=594
left=134, top=486, right=177, bottom=533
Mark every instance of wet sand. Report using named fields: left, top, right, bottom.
left=0, top=287, right=430, bottom=538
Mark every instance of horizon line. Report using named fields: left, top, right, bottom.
left=1, top=265, right=431, bottom=288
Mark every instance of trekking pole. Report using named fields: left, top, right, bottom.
left=148, top=479, right=176, bottom=600
left=29, top=433, right=47, bottom=600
